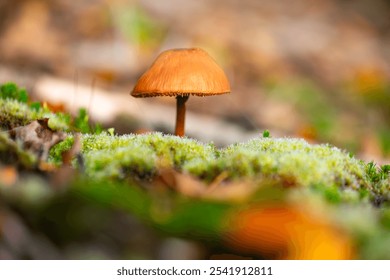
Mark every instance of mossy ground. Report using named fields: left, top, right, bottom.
left=49, top=132, right=370, bottom=190
left=1, top=82, right=390, bottom=259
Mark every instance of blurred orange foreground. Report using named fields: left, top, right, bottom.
left=225, top=204, right=354, bottom=260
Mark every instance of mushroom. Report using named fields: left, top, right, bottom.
left=131, top=48, right=230, bottom=136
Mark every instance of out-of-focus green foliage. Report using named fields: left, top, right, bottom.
left=113, top=5, right=166, bottom=49
left=262, top=130, right=270, bottom=138
left=0, top=82, right=28, bottom=103
left=72, top=179, right=230, bottom=239
left=72, top=108, right=102, bottom=134
left=265, top=79, right=337, bottom=140
left=73, top=108, right=90, bottom=133
left=379, top=129, right=390, bottom=156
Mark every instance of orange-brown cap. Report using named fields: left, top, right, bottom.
left=131, top=48, right=230, bottom=97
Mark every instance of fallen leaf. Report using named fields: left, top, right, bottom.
left=158, top=168, right=206, bottom=197
left=158, top=169, right=257, bottom=202
left=42, top=102, right=66, bottom=113
left=204, top=180, right=257, bottom=202
left=8, top=119, right=66, bottom=162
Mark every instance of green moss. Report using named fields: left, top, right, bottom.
left=77, top=133, right=215, bottom=179
left=210, top=138, right=367, bottom=189
left=0, top=84, right=96, bottom=132
left=0, top=82, right=47, bottom=129
left=262, top=130, right=270, bottom=138
left=45, top=112, right=71, bottom=131
left=365, top=162, right=390, bottom=195
left=49, top=133, right=372, bottom=193
left=84, top=144, right=156, bottom=179
left=48, top=135, right=75, bottom=165
left=0, top=82, right=28, bottom=103
left=0, top=98, right=69, bottom=131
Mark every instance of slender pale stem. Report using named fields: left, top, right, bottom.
left=175, top=95, right=189, bottom=136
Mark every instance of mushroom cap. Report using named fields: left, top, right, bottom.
left=131, top=48, right=231, bottom=97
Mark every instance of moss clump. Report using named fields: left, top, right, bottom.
left=0, top=82, right=99, bottom=132
left=85, top=146, right=156, bottom=179
left=0, top=82, right=28, bottom=103
left=208, top=138, right=367, bottom=189
left=48, top=134, right=74, bottom=165
left=0, top=98, right=38, bottom=129
left=0, top=98, right=69, bottom=131
left=365, top=162, right=390, bottom=195
left=49, top=133, right=371, bottom=191
left=59, top=132, right=216, bottom=179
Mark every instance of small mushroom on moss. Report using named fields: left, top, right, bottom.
left=131, top=48, right=230, bottom=136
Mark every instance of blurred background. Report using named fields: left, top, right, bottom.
left=0, top=0, right=389, bottom=162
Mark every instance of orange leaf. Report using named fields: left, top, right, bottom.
left=224, top=204, right=354, bottom=259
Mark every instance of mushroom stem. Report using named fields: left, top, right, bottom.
left=175, top=95, right=189, bottom=136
